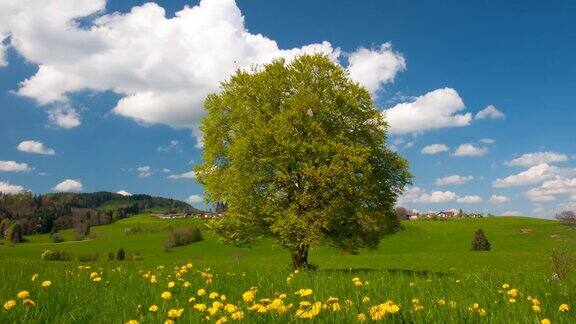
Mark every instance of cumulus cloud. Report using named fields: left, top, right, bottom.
left=493, top=163, right=561, bottom=187
left=346, top=43, right=405, bottom=94
left=525, top=177, right=576, bottom=202
left=421, top=144, right=449, bottom=155
left=47, top=105, right=81, bottom=129
left=158, top=140, right=182, bottom=153
left=116, top=190, right=132, bottom=196
left=167, top=170, right=196, bottom=179
left=456, top=195, right=482, bottom=203
left=137, top=166, right=152, bottom=178
left=475, top=105, right=505, bottom=120
left=504, top=151, right=569, bottom=167
left=453, top=143, right=488, bottom=157
left=398, top=186, right=470, bottom=204
left=0, top=181, right=26, bottom=194
left=489, top=194, right=510, bottom=204
left=479, top=138, right=495, bottom=144
left=435, top=175, right=473, bottom=186
left=186, top=194, right=204, bottom=204
left=53, top=179, right=83, bottom=192
left=0, top=0, right=404, bottom=141
left=384, top=88, right=472, bottom=134
left=0, top=161, right=31, bottom=172
left=17, top=140, right=55, bottom=155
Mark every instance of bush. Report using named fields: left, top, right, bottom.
left=125, top=224, right=143, bottom=235
left=116, top=248, right=126, bottom=261
left=78, top=253, right=99, bottom=262
left=6, top=222, right=25, bottom=243
left=163, top=225, right=204, bottom=251
left=72, top=222, right=90, bottom=241
left=52, top=233, right=65, bottom=243
left=556, top=210, right=576, bottom=226
left=471, top=229, right=491, bottom=251
left=131, top=251, right=144, bottom=261
left=41, top=249, right=72, bottom=261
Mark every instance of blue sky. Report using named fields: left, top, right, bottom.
left=0, top=0, right=574, bottom=216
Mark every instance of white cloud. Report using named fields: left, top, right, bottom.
left=421, top=144, right=449, bottom=155
left=137, top=166, right=152, bottom=178
left=17, top=140, right=55, bottom=155
left=475, top=105, right=505, bottom=120
left=162, top=168, right=171, bottom=173
left=0, top=181, right=26, bottom=194
left=158, top=140, right=182, bottom=153
left=0, top=0, right=403, bottom=142
left=116, top=190, right=132, bottom=196
left=346, top=43, right=405, bottom=94
left=456, top=195, right=482, bottom=203
left=489, top=194, right=510, bottom=204
left=493, top=163, right=560, bottom=187
left=435, top=175, right=473, bottom=186
left=454, top=143, right=488, bottom=157
left=384, top=88, right=472, bottom=134
left=0, top=161, right=31, bottom=172
left=398, top=186, right=458, bottom=204
left=47, top=105, right=81, bottom=129
left=167, top=170, right=196, bottom=179
left=504, top=151, right=569, bottom=167
left=53, top=179, right=83, bottom=192
left=479, top=138, right=495, bottom=144
left=186, top=194, right=203, bottom=204
left=525, top=177, right=576, bottom=202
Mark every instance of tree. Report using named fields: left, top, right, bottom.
left=116, top=248, right=126, bottom=261
left=394, top=206, right=409, bottom=221
left=457, top=209, right=466, bottom=218
left=6, top=222, right=25, bottom=243
left=196, top=54, right=412, bottom=269
left=555, top=210, right=576, bottom=226
left=471, top=229, right=491, bottom=251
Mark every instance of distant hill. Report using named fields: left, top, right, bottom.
left=0, top=191, right=200, bottom=236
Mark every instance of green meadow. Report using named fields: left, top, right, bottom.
left=1, top=215, right=575, bottom=323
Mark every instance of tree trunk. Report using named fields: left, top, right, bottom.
left=291, top=245, right=309, bottom=270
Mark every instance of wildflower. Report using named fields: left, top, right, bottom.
left=295, top=301, right=321, bottom=319
left=541, top=319, right=551, bottom=324
left=3, top=300, right=16, bottom=310
left=187, top=263, right=193, bottom=268
left=362, top=296, right=370, bottom=303
left=507, top=289, right=519, bottom=299
left=224, top=303, right=237, bottom=313
left=411, top=298, right=420, bottom=304
left=197, top=288, right=206, bottom=296
left=149, top=305, right=159, bottom=313
left=295, top=288, right=313, bottom=297
left=532, top=298, right=541, bottom=306
left=436, top=298, right=446, bottom=306
left=17, top=291, right=30, bottom=299
left=23, top=299, right=35, bottom=307
left=559, top=304, right=570, bottom=312
left=502, top=283, right=510, bottom=289
left=352, top=277, right=363, bottom=287
left=478, top=308, right=487, bottom=316
left=278, top=293, right=287, bottom=299
left=357, top=313, right=366, bottom=322
left=90, top=272, right=99, bottom=279
left=215, top=316, right=227, bottom=324
left=150, top=275, right=157, bottom=284
left=125, top=320, right=138, bottom=324
left=231, top=311, right=244, bottom=320
left=509, top=298, right=517, bottom=303
left=167, top=308, right=184, bottom=319
left=331, top=302, right=341, bottom=312
left=242, top=290, right=255, bottom=302
left=409, top=282, right=416, bottom=287
left=41, top=280, right=51, bottom=287
left=194, top=303, right=207, bottom=312
left=31, top=274, right=38, bottom=282
left=161, top=291, right=172, bottom=300
left=93, top=277, right=102, bottom=282
left=167, top=281, right=175, bottom=288
left=183, top=281, right=191, bottom=288
left=209, top=292, right=220, bottom=299
left=164, top=321, right=174, bottom=324
left=532, top=305, right=541, bottom=313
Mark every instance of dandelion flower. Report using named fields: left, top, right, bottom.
left=197, top=288, right=206, bottom=296
left=478, top=308, right=486, bottom=316
left=502, top=283, right=510, bottom=289
left=509, top=298, right=517, bottom=303
left=161, top=291, right=172, bottom=300
left=167, top=308, right=184, bottom=319
left=183, top=281, right=191, bottom=288
left=295, top=288, right=313, bottom=297
left=167, top=281, right=175, bottom=288
left=242, top=290, right=255, bottom=302
left=215, top=316, right=227, bottom=324
left=17, top=291, right=30, bottom=299
left=93, top=277, right=102, bottom=282
left=164, top=321, right=174, bottom=324
left=532, top=305, right=542, bottom=313
left=357, top=313, right=366, bottom=321
left=559, top=304, right=570, bottom=312
left=41, top=280, right=51, bottom=287
left=194, top=304, right=207, bottom=312
left=149, top=305, right=159, bottom=313
left=209, top=292, right=220, bottom=299
left=3, top=300, right=16, bottom=310
left=541, top=319, right=551, bottom=324
left=231, top=311, right=244, bottom=320
left=31, top=274, right=38, bottom=282
left=125, top=320, right=138, bottom=324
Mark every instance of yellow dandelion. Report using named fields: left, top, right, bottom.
left=295, top=288, right=313, bottom=297
left=197, top=288, right=206, bottom=296
left=541, top=319, right=551, bottom=324
left=559, top=304, right=570, bottom=312
left=357, top=313, right=366, bottom=322
left=507, top=289, right=519, bottom=299
left=242, top=290, right=255, bottom=302
left=194, top=303, right=207, bottom=312
left=161, top=291, right=172, bottom=300
left=93, top=277, right=102, bottom=282
left=41, top=280, right=51, bottom=287
left=3, top=300, right=16, bottom=310
left=532, top=299, right=541, bottom=306
left=125, top=320, right=138, bottom=324
left=149, top=305, right=159, bottom=313
left=532, top=305, right=542, bottom=313
left=167, top=281, right=175, bottom=288
left=90, top=272, right=99, bottom=279
left=167, top=308, right=184, bottom=319
left=231, top=311, right=244, bottom=320
left=479, top=308, right=486, bottom=316
left=209, top=292, right=220, bottom=299
left=16, top=291, right=30, bottom=299
left=362, top=296, right=370, bottom=303
left=215, top=316, right=227, bottom=324
left=164, top=320, right=174, bottom=324
left=502, top=283, right=510, bottom=289
left=183, top=281, right=191, bottom=288
left=509, top=298, right=517, bottom=303
left=31, top=274, right=39, bottom=282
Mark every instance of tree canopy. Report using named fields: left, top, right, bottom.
left=195, top=54, right=411, bottom=268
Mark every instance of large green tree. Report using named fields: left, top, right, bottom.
left=195, top=54, right=411, bottom=269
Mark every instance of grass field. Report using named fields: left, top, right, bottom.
left=1, top=215, right=575, bottom=323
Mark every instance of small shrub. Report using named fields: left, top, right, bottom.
left=72, top=222, right=90, bottom=241
left=550, top=246, right=574, bottom=280
left=116, top=248, right=126, bottom=261
left=471, top=229, right=491, bottom=251
left=6, top=222, right=25, bottom=243
left=125, top=224, right=143, bottom=235
left=163, top=225, right=203, bottom=252
left=78, top=253, right=99, bottom=262
left=131, top=251, right=144, bottom=261
left=556, top=210, right=576, bottom=226
left=41, top=249, right=72, bottom=261
left=52, top=233, right=65, bottom=243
